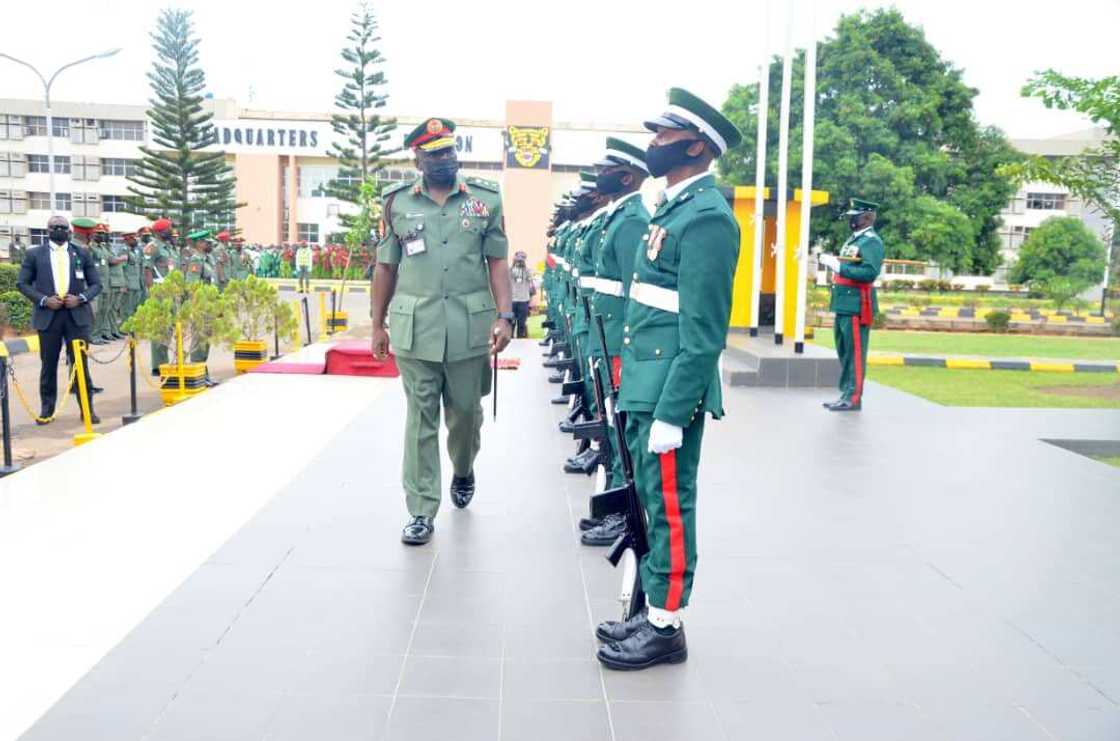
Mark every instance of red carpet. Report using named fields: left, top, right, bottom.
left=325, top=341, right=400, bottom=377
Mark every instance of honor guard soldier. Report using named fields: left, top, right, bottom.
left=185, top=229, right=219, bottom=386
left=103, top=224, right=129, bottom=341
left=121, top=231, right=144, bottom=322
left=89, top=223, right=116, bottom=344
left=370, top=117, right=513, bottom=546
left=596, top=88, right=742, bottom=671
left=145, top=218, right=177, bottom=375
left=580, top=137, right=651, bottom=546
left=819, top=198, right=885, bottom=412
left=229, top=237, right=252, bottom=281
left=213, top=231, right=232, bottom=289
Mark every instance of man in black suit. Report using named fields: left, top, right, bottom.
left=17, top=215, right=102, bottom=425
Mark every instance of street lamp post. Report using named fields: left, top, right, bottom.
left=0, top=49, right=121, bottom=208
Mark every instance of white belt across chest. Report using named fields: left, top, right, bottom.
left=593, top=278, right=624, bottom=298
left=629, top=281, right=679, bottom=314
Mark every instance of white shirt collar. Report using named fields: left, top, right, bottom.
left=850, top=226, right=872, bottom=240
left=607, top=190, right=641, bottom=217
left=49, top=240, right=68, bottom=251
left=660, top=171, right=711, bottom=205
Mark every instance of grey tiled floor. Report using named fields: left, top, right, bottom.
left=20, top=340, right=1120, bottom=741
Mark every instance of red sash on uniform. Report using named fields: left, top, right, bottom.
left=833, top=275, right=874, bottom=326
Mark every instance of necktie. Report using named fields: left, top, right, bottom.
left=53, top=246, right=69, bottom=297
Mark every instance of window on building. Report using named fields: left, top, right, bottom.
left=0, top=115, right=24, bottom=141
left=23, top=116, right=47, bottom=137
left=0, top=190, right=28, bottom=214
left=70, top=118, right=99, bottom=145
left=101, top=158, right=139, bottom=177
left=52, top=118, right=70, bottom=138
left=27, top=154, right=49, bottom=173
left=71, top=156, right=100, bottom=181
left=297, top=223, right=319, bottom=244
left=72, top=193, right=101, bottom=218
left=30, top=228, right=49, bottom=247
left=53, top=155, right=71, bottom=174
left=1025, top=192, right=1066, bottom=210
left=298, top=165, right=338, bottom=198
left=99, top=120, right=145, bottom=141
left=54, top=192, right=72, bottom=211
left=101, top=195, right=127, bottom=213
left=0, top=152, right=27, bottom=178
left=28, top=192, right=50, bottom=210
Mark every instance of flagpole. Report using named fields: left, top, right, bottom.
left=773, top=0, right=794, bottom=345
left=794, top=0, right=817, bottom=353
left=749, top=0, right=771, bottom=338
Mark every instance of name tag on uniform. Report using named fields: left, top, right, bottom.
left=405, top=237, right=426, bottom=256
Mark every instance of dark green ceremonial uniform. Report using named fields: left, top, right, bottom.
left=186, top=248, right=214, bottom=363
left=106, top=245, right=128, bottom=336
left=378, top=173, right=507, bottom=518
left=124, top=243, right=144, bottom=321
left=617, top=173, right=739, bottom=611
left=829, top=227, right=884, bottom=406
left=146, top=236, right=176, bottom=369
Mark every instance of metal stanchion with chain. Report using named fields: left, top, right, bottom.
left=8, top=358, right=78, bottom=425
left=0, top=354, right=20, bottom=477
left=302, top=296, right=312, bottom=346
left=123, top=336, right=142, bottom=425
left=71, top=339, right=101, bottom=446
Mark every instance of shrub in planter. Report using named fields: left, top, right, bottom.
left=0, top=290, right=32, bottom=332
left=0, top=264, right=20, bottom=294
left=950, top=283, right=965, bottom=292
left=918, top=279, right=939, bottom=292
left=937, top=280, right=953, bottom=292
left=985, top=310, right=1011, bottom=333
left=974, top=285, right=990, bottom=294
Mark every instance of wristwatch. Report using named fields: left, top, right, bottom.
left=498, top=311, right=515, bottom=322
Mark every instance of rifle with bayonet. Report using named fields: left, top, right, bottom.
left=588, top=312, right=648, bottom=620
left=568, top=296, right=609, bottom=442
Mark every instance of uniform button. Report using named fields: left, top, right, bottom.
left=633, top=273, right=639, bottom=281
left=655, top=349, right=661, bottom=356
left=623, top=338, right=630, bottom=345
left=443, top=239, right=448, bottom=245
left=443, top=266, right=448, bottom=271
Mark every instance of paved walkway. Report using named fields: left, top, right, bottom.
left=4, top=340, right=1119, bottom=741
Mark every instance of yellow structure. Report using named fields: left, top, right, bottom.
left=728, top=186, right=830, bottom=338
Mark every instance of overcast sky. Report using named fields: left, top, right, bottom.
left=2, top=0, right=1116, bottom=139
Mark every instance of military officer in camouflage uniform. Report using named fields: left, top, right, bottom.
left=213, top=231, right=232, bottom=289
left=819, top=198, right=885, bottom=412
left=104, top=224, right=129, bottom=341
left=596, top=88, right=742, bottom=671
left=89, top=223, right=119, bottom=344
left=229, top=239, right=252, bottom=281
left=120, top=231, right=144, bottom=323
left=579, top=137, right=652, bottom=547
left=144, top=218, right=177, bottom=375
left=370, top=117, right=512, bottom=546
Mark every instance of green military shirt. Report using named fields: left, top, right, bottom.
left=829, top=228, right=885, bottom=316
left=617, top=174, right=739, bottom=427
left=185, top=251, right=213, bottom=284
left=107, top=245, right=127, bottom=288
left=124, top=245, right=143, bottom=291
left=229, top=250, right=251, bottom=280
left=91, top=241, right=111, bottom=280
left=593, top=192, right=651, bottom=356
left=572, top=206, right=611, bottom=335
left=145, top=237, right=175, bottom=283
left=377, top=174, right=507, bottom=363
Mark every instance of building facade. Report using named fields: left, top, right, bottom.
left=0, top=97, right=658, bottom=268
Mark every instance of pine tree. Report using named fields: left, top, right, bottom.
left=126, top=8, right=239, bottom=236
left=325, top=1, right=396, bottom=233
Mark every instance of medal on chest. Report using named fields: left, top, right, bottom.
left=840, top=243, right=860, bottom=260
left=646, top=225, right=667, bottom=261
left=460, top=198, right=490, bottom=221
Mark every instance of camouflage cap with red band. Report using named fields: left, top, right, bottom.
left=404, top=117, right=457, bottom=152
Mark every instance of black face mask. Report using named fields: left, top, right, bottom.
left=849, top=216, right=863, bottom=231
left=94, top=234, right=108, bottom=245
left=645, top=139, right=703, bottom=178
left=595, top=170, right=628, bottom=195
left=574, top=195, right=597, bottom=214
left=141, top=234, right=153, bottom=244
left=49, top=227, right=70, bottom=244
left=421, top=156, right=459, bottom=187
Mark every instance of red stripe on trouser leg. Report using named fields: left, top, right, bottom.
left=611, top=356, right=622, bottom=388
left=851, top=315, right=863, bottom=405
left=658, top=450, right=686, bottom=611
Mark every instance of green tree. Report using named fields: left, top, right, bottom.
left=1009, top=216, right=1107, bottom=287
left=324, top=1, right=396, bottom=230
left=126, top=9, right=239, bottom=235
left=720, top=8, right=1019, bottom=274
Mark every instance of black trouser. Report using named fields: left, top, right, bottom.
left=512, top=301, right=530, bottom=339
left=38, top=309, right=95, bottom=414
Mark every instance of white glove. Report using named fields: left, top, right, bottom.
left=819, top=254, right=841, bottom=272
left=648, top=420, right=683, bottom=455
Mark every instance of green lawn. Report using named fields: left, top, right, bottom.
left=868, top=366, right=1120, bottom=408
left=813, top=330, right=1120, bottom=361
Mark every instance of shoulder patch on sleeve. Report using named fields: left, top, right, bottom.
left=467, top=177, right=500, bottom=193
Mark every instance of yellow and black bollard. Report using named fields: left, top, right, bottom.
left=72, top=339, right=101, bottom=446
left=0, top=354, right=20, bottom=476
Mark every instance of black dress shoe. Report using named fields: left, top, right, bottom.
left=564, top=446, right=596, bottom=470
left=564, top=447, right=603, bottom=474
left=598, top=620, right=688, bottom=670
left=821, top=397, right=844, bottom=409
left=89, top=413, right=101, bottom=425
left=548, top=373, right=565, bottom=384
left=543, top=358, right=565, bottom=368
left=401, top=515, right=434, bottom=545
left=828, top=400, right=861, bottom=412
left=112, top=332, right=126, bottom=340
left=36, top=409, right=54, bottom=426
left=579, top=516, right=603, bottom=531
left=596, top=609, right=648, bottom=642
left=450, top=472, right=475, bottom=508
left=581, top=514, right=626, bottom=546
left=151, top=369, right=161, bottom=377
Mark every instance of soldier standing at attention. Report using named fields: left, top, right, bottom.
left=185, top=230, right=219, bottom=386
left=89, top=224, right=117, bottom=344
left=595, top=88, right=742, bottom=671
left=144, top=218, right=176, bottom=375
left=295, top=242, right=313, bottom=293
left=103, top=224, right=129, bottom=341
left=819, top=199, right=885, bottom=412
left=121, top=231, right=143, bottom=323
left=213, top=231, right=232, bottom=290
left=370, top=117, right=513, bottom=546
left=580, top=137, right=652, bottom=547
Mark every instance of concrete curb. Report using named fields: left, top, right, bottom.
left=868, top=353, right=1118, bottom=373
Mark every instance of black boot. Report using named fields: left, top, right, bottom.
left=596, top=609, right=648, bottom=642
left=828, top=400, right=861, bottom=412
left=401, top=515, right=434, bottom=545
left=581, top=513, right=626, bottom=546
left=821, top=397, right=845, bottom=409
left=579, top=516, right=603, bottom=531
left=548, top=372, right=565, bottom=384
left=564, top=446, right=601, bottom=474
left=597, top=620, right=687, bottom=671
left=450, top=472, right=475, bottom=508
